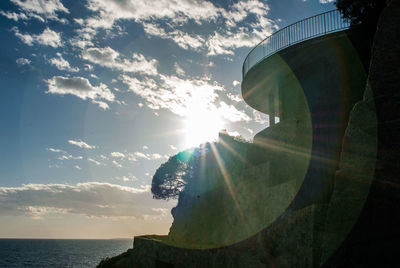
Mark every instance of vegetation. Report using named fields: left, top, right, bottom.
left=151, top=134, right=251, bottom=200
left=335, top=0, right=387, bottom=28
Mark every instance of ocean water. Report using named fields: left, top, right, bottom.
left=0, top=239, right=133, bottom=268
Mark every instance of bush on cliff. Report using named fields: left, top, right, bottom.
left=335, top=0, right=387, bottom=28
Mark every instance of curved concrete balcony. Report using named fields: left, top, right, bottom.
left=241, top=10, right=371, bottom=207
left=241, top=10, right=368, bottom=126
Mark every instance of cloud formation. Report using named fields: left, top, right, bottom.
left=48, top=53, right=79, bottom=72
left=85, top=0, right=220, bottom=29
left=81, top=47, right=158, bottom=76
left=10, top=0, right=69, bottom=22
left=0, top=10, right=28, bottom=21
left=138, top=0, right=278, bottom=55
left=0, top=182, right=169, bottom=219
left=110, top=151, right=167, bottom=162
left=13, top=27, right=62, bottom=48
left=46, top=76, right=115, bottom=109
left=67, top=0, right=278, bottom=56
left=110, top=152, right=125, bottom=158
left=46, top=147, right=66, bottom=153
left=87, top=158, right=104, bottom=166
left=68, top=139, right=96, bottom=149
left=58, top=154, right=83, bottom=161
left=121, top=74, right=250, bottom=123
left=16, top=58, right=31, bottom=65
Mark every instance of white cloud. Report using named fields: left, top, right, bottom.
left=0, top=11, right=28, bottom=21
left=16, top=58, right=31, bottom=65
left=68, top=139, right=96, bottom=149
left=148, top=153, right=163, bottom=160
left=85, top=0, right=220, bottom=29
left=110, top=152, right=125, bottom=158
left=48, top=53, right=79, bottom=72
left=81, top=47, right=158, bottom=76
left=70, top=38, right=94, bottom=49
left=87, top=158, right=104, bottom=166
left=226, top=130, right=240, bottom=137
left=84, top=64, right=93, bottom=71
left=0, top=182, right=169, bottom=218
left=13, top=27, right=62, bottom=48
left=134, top=152, right=149, bottom=160
left=112, top=160, right=122, bottom=168
left=253, top=110, right=268, bottom=125
left=174, top=62, right=185, bottom=76
left=140, top=1, right=277, bottom=55
left=46, top=147, right=65, bottom=153
left=58, top=154, right=83, bottom=161
left=74, top=18, right=85, bottom=25
left=47, top=148, right=83, bottom=161
left=121, top=74, right=220, bottom=116
left=10, top=0, right=69, bottom=21
left=46, top=76, right=115, bottom=109
left=121, top=74, right=250, bottom=123
left=319, top=0, right=334, bottom=3
left=217, top=101, right=251, bottom=122
left=113, top=151, right=167, bottom=162
left=233, top=80, right=240, bottom=86
left=74, top=165, right=82, bottom=170
left=142, top=146, right=149, bottom=150
left=143, top=23, right=205, bottom=50
left=74, top=0, right=277, bottom=57
left=115, top=174, right=137, bottom=182
left=169, top=145, right=177, bottom=150
left=206, top=27, right=277, bottom=56
left=227, top=93, right=242, bottom=102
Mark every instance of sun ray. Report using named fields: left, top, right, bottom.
left=218, top=138, right=249, bottom=164
left=209, top=143, right=250, bottom=231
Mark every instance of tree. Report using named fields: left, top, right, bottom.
left=151, top=146, right=207, bottom=200
left=335, top=0, right=387, bottom=28
left=151, top=135, right=251, bottom=200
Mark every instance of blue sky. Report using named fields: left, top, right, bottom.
left=0, top=0, right=334, bottom=238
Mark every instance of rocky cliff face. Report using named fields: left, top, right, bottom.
left=321, top=1, right=400, bottom=266
left=168, top=117, right=312, bottom=248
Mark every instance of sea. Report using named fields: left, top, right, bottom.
left=0, top=239, right=133, bottom=268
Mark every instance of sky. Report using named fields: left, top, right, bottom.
left=0, top=0, right=335, bottom=239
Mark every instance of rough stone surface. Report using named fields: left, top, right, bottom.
left=321, top=1, right=400, bottom=266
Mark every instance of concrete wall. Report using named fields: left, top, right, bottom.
left=242, top=30, right=369, bottom=208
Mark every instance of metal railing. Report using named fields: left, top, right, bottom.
left=242, top=10, right=350, bottom=78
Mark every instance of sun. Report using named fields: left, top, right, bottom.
left=183, top=109, right=225, bottom=148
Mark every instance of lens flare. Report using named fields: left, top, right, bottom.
left=183, top=109, right=225, bottom=148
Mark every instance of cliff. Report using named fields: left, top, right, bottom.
left=98, top=1, right=400, bottom=266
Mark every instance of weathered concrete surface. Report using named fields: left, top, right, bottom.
left=99, top=205, right=325, bottom=268
left=242, top=29, right=369, bottom=209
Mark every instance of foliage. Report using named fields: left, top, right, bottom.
left=151, top=146, right=205, bottom=200
left=335, top=0, right=387, bottom=27
left=151, top=135, right=251, bottom=200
